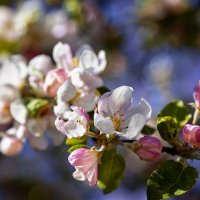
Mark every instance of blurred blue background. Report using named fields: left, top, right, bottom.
left=0, top=0, right=200, bottom=199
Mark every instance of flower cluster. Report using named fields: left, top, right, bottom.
left=0, top=42, right=163, bottom=187
left=40, top=43, right=162, bottom=186
left=2, top=42, right=200, bottom=200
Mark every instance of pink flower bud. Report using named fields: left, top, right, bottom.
left=0, top=137, right=23, bottom=156
left=136, top=136, right=163, bottom=161
left=193, top=80, right=200, bottom=108
left=43, top=68, right=68, bottom=97
left=68, top=148, right=98, bottom=186
left=182, top=124, right=200, bottom=147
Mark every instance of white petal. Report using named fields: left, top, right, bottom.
left=28, top=54, right=53, bottom=75
left=70, top=68, right=103, bottom=91
left=53, top=102, right=70, bottom=117
left=52, top=42, right=73, bottom=72
left=119, top=113, right=145, bottom=140
left=0, top=85, right=19, bottom=101
left=10, top=100, right=27, bottom=124
left=109, top=86, right=133, bottom=115
left=131, top=98, right=152, bottom=121
left=94, top=113, right=115, bottom=134
left=95, top=50, right=107, bottom=74
left=57, top=80, right=76, bottom=103
left=73, top=168, right=87, bottom=181
left=79, top=49, right=98, bottom=72
left=97, top=92, right=112, bottom=117
left=64, top=120, right=86, bottom=138
left=73, top=91, right=99, bottom=112
left=0, top=55, right=27, bottom=87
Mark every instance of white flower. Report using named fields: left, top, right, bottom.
left=55, top=106, right=89, bottom=138
left=56, top=79, right=99, bottom=112
left=94, top=86, right=152, bottom=140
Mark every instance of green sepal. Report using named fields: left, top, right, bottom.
left=66, top=136, right=87, bottom=146
left=68, top=144, right=89, bottom=153
left=26, top=98, right=50, bottom=118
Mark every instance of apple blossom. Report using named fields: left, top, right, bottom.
left=78, top=45, right=106, bottom=75
left=68, top=148, right=98, bottom=186
left=55, top=106, right=89, bottom=138
left=135, top=136, right=163, bottom=161
left=43, top=68, right=68, bottom=97
left=182, top=124, right=200, bottom=148
left=94, top=86, right=152, bottom=140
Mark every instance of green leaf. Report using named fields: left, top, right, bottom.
left=97, top=150, right=125, bottom=193
left=147, top=160, right=198, bottom=200
left=157, top=116, right=178, bottom=143
left=68, top=144, right=89, bottom=153
left=141, top=125, right=156, bottom=135
left=158, top=100, right=191, bottom=128
left=26, top=98, right=49, bottom=118
left=66, top=136, right=87, bottom=146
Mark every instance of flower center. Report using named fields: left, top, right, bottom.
left=112, top=112, right=124, bottom=131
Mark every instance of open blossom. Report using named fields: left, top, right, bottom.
left=78, top=46, right=106, bottom=75
left=68, top=148, right=98, bottom=186
left=193, top=80, right=200, bottom=108
left=56, top=79, right=100, bottom=112
left=43, top=68, right=68, bottom=97
left=55, top=106, right=89, bottom=138
left=94, top=86, right=152, bottom=140
left=182, top=124, right=200, bottom=148
left=135, top=136, right=163, bottom=161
